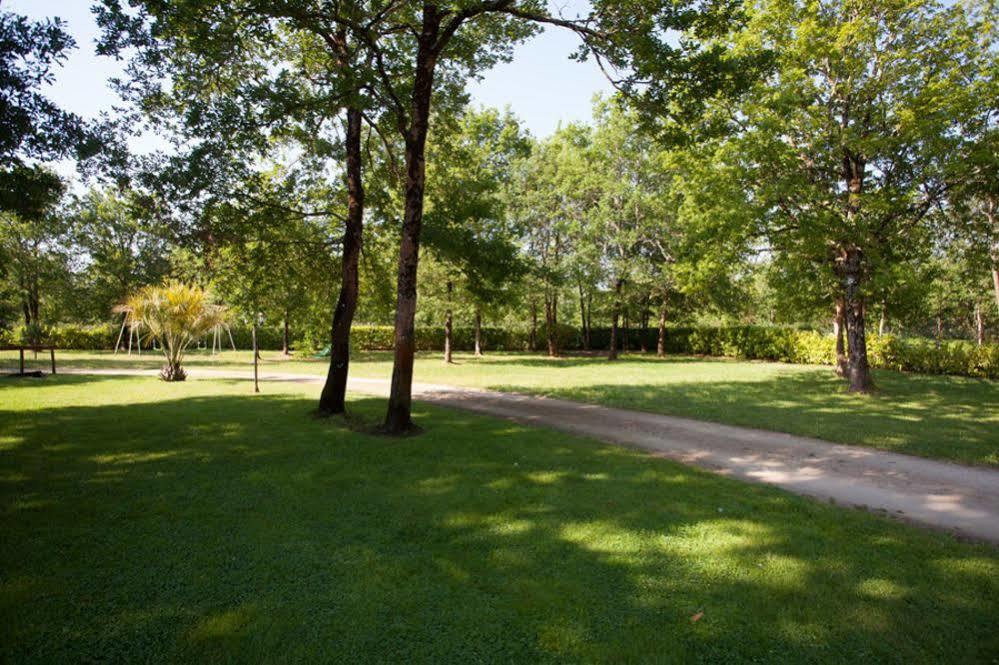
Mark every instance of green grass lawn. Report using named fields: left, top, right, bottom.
left=1, top=376, right=997, bottom=663
left=20, top=348, right=999, bottom=467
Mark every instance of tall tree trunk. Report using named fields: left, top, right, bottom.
left=640, top=303, right=649, bottom=353
left=989, top=197, right=999, bottom=314
left=622, top=310, right=629, bottom=352
left=443, top=280, right=453, bottom=363
left=839, top=155, right=873, bottom=392
left=608, top=278, right=622, bottom=361
left=529, top=300, right=538, bottom=352
left=585, top=292, right=592, bottom=346
left=936, top=316, right=943, bottom=340
left=318, top=107, right=364, bottom=415
left=992, top=264, right=999, bottom=314
left=877, top=303, right=886, bottom=336
left=281, top=313, right=290, bottom=355
left=474, top=308, right=483, bottom=357
left=252, top=320, right=259, bottom=393
left=545, top=293, right=558, bottom=357
left=383, top=14, right=442, bottom=433
left=834, top=298, right=847, bottom=376
left=657, top=297, right=668, bottom=358
left=975, top=301, right=985, bottom=346
left=578, top=281, right=590, bottom=350
left=842, top=247, right=873, bottom=392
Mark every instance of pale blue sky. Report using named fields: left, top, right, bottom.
left=10, top=0, right=611, bottom=145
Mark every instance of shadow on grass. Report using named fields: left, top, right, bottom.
left=490, top=368, right=999, bottom=467
left=1, top=387, right=997, bottom=663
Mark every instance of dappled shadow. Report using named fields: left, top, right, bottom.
left=489, top=368, right=999, bottom=467
left=1, top=382, right=997, bottom=662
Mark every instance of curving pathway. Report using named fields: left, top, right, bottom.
left=64, top=367, right=999, bottom=544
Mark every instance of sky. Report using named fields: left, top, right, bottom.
left=10, top=0, right=613, bottom=147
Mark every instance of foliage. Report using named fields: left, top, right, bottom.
left=124, top=281, right=228, bottom=380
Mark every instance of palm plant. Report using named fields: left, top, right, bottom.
left=125, top=281, right=228, bottom=381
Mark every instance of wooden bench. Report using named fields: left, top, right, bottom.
left=2, top=345, right=58, bottom=375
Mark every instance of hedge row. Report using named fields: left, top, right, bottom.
left=593, top=325, right=999, bottom=379
left=0, top=323, right=288, bottom=352
left=4, top=322, right=996, bottom=379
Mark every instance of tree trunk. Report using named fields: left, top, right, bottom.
left=839, top=155, right=872, bottom=392
left=318, top=107, right=364, bottom=415
left=578, top=281, right=590, bottom=350
left=877, top=303, right=886, bottom=336
left=841, top=248, right=873, bottom=392
left=639, top=304, right=648, bottom=353
left=252, top=321, right=259, bottom=393
left=608, top=278, right=622, bottom=361
left=935, top=316, right=943, bottom=340
left=622, top=310, right=630, bottom=352
left=474, top=308, right=483, bottom=357
left=443, top=281, right=453, bottom=363
left=545, top=294, right=558, bottom=357
left=657, top=298, right=668, bottom=358
left=834, top=298, right=847, bottom=376
left=529, top=300, right=538, bottom=352
left=384, top=26, right=438, bottom=433
left=975, top=301, right=985, bottom=346
left=282, top=313, right=290, bottom=355
left=992, top=265, right=999, bottom=314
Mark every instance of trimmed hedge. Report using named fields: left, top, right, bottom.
left=5, top=322, right=996, bottom=379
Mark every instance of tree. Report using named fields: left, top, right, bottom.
left=103, top=0, right=765, bottom=432
left=423, top=106, right=530, bottom=359
left=728, top=0, right=988, bottom=391
left=0, top=8, right=101, bottom=215
left=125, top=281, right=228, bottom=381
left=97, top=0, right=376, bottom=415
left=70, top=189, right=170, bottom=322
left=0, top=168, right=67, bottom=341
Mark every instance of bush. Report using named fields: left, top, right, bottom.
left=17, top=321, right=999, bottom=379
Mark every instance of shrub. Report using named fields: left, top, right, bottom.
left=23, top=319, right=999, bottom=380
left=125, top=282, right=229, bottom=381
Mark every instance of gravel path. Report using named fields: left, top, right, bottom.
left=65, top=367, right=999, bottom=544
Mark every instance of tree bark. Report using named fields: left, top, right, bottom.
left=608, top=278, right=622, bottom=361
left=529, top=300, right=538, bottom=352
left=578, top=281, right=590, bottom=350
left=992, top=265, right=999, bottom=314
left=877, top=303, right=886, bottom=336
left=443, top=280, right=453, bottom=363
left=545, top=294, right=559, bottom=357
left=282, top=313, right=290, bottom=355
left=622, top=310, right=630, bottom=352
left=384, top=22, right=439, bottom=433
left=639, top=302, right=648, bottom=353
left=657, top=297, right=668, bottom=358
left=834, top=298, right=847, bottom=376
left=842, top=248, right=873, bottom=392
left=839, top=154, right=872, bottom=392
left=975, top=301, right=985, bottom=346
left=252, top=321, right=259, bottom=393
left=474, top=308, right=483, bottom=357
left=318, top=107, right=364, bottom=415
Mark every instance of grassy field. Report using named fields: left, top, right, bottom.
left=1, top=375, right=996, bottom=663
left=14, top=348, right=999, bottom=467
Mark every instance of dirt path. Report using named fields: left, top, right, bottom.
left=64, top=367, right=999, bottom=544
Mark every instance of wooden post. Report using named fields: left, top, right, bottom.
left=50, top=348, right=56, bottom=375
left=19, top=348, right=24, bottom=375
